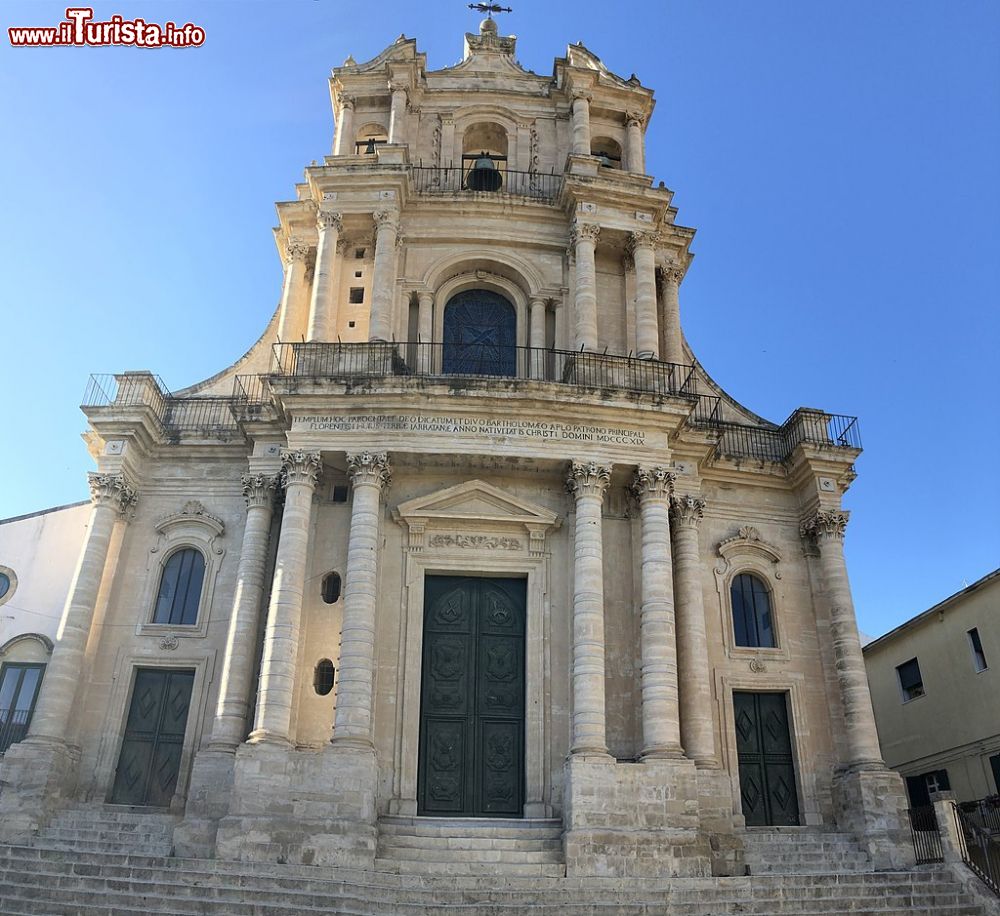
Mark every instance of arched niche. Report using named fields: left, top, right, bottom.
left=354, top=121, right=388, bottom=156
left=431, top=268, right=529, bottom=349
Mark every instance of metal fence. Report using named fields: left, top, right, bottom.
left=955, top=800, right=1000, bottom=896
left=908, top=805, right=944, bottom=864
left=0, top=709, right=30, bottom=755
left=410, top=165, right=563, bottom=203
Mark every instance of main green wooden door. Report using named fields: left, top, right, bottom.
left=110, top=668, right=194, bottom=807
left=418, top=576, right=526, bottom=817
left=734, top=691, right=800, bottom=826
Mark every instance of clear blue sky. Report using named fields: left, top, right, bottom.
left=1, top=1, right=997, bottom=637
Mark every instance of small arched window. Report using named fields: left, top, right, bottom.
left=321, top=572, right=342, bottom=604
left=730, top=573, right=775, bottom=648
left=152, top=548, right=205, bottom=626
left=314, top=659, right=335, bottom=696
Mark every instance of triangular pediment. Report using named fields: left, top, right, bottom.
left=395, top=479, right=559, bottom=529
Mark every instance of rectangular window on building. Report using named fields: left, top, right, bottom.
left=354, top=248, right=366, bottom=259
left=990, top=754, right=1000, bottom=794
left=0, top=662, right=45, bottom=754
left=349, top=287, right=364, bottom=304
left=968, top=627, right=988, bottom=672
left=897, top=657, right=924, bottom=701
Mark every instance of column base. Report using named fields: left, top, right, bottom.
left=562, top=753, right=711, bottom=877
left=215, top=741, right=377, bottom=868
left=831, top=763, right=916, bottom=869
left=173, top=747, right=237, bottom=858
left=0, top=737, right=80, bottom=843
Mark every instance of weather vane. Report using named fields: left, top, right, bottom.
left=468, top=3, right=513, bottom=20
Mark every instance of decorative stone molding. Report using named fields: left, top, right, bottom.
left=565, top=461, right=612, bottom=499
left=159, top=635, right=179, bottom=651
left=280, top=449, right=323, bottom=489
left=748, top=657, right=768, bottom=673
left=669, top=494, right=705, bottom=528
left=316, top=210, right=343, bottom=232
left=427, top=534, right=522, bottom=551
left=800, top=509, right=850, bottom=542
left=630, top=466, right=675, bottom=502
left=570, top=222, right=601, bottom=245
left=285, top=238, right=310, bottom=263
left=241, top=473, right=279, bottom=510
left=87, top=472, right=138, bottom=516
left=154, top=501, right=225, bottom=545
left=347, top=451, right=392, bottom=490
left=717, top=524, right=783, bottom=576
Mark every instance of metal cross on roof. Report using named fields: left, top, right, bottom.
left=468, top=2, right=513, bottom=20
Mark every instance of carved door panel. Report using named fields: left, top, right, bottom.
left=418, top=576, right=525, bottom=817
left=734, top=691, right=800, bottom=827
left=111, top=668, right=195, bottom=807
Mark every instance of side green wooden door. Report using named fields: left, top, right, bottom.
left=734, top=691, right=800, bottom=826
left=418, top=576, right=526, bottom=817
left=111, top=668, right=195, bottom=807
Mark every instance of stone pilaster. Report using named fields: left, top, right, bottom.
left=369, top=210, right=399, bottom=342
left=0, top=472, right=136, bottom=841
left=625, top=111, right=645, bottom=173
left=248, top=450, right=321, bottom=745
left=570, top=89, right=592, bottom=156
left=275, top=238, right=310, bottom=343
left=331, top=451, right=392, bottom=746
left=571, top=222, right=600, bottom=352
left=529, top=296, right=547, bottom=377
left=629, top=232, right=660, bottom=359
left=416, top=291, right=433, bottom=372
left=565, top=460, right=612, bottom=756
left=631, top=467, right=683, bottom=758
left=333, top=94, right=355, bottom=156
left=669, top=494, right=717, bottom=766
left=659, top=262, right=685, bottom=365
left=306, top=210, right=343, bottom=341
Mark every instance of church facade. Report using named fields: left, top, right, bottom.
left=0, top=19, right=915, bottom=879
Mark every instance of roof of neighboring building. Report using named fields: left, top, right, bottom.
left=863, top=567, right=1000, bottom=655
left=0, top=500, right=89, bottom=526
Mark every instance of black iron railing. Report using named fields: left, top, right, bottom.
left=955, top=801, right=1000, bottom=897
left=270, top=341, right=697, bottom=398
left=410, top=165, right=563, bottom=203
left=0, top=709, right=31, bottom=755
left=909, top=805, right=945, bottom=864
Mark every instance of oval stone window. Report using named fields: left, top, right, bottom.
left=314, top=659, right=335, bottom=696
left=321, top=571, right=342, bottom=604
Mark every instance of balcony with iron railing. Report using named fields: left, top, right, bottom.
left=82, top=342, right=860, bottom=462
left=410, top=164, right=563, bottom=203
left=0, top=709, right=31, bottom=756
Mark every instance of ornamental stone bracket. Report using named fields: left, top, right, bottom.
left=152, top=500, right=225, bottom=555
left=393, top=478, right=560, bottom=556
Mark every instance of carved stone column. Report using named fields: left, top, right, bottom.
left=631, top=467, right=683, bottom=758
left=625, top=112, right=645, bottom=174
left=306, top=210, right=343, bottom=342
left=417, top=291, right=434, bottom=372
left=670, top=494, right=717, bottom=765
left=800, top=510, right=884, bottom=769
left=28, top=473, right=136, bottom=744
left=630, top=231, right=660, bottom=359
left=565, top=461, right=612, bottom=756
left=571, top=222, right=600, bottom=351
left=529, top=296, right=547, bottom=377
left=369, top=210, right=399, bottom=342
left=570, top=90, right=593, bottom=157
left=332, top=452, right=392, bottom=746
left=659, top=262, right=685, bottom=365
left=208, top=473, right=279, bottom=750
left=276, top=238, right=310, bottom=343
left=248, top=450, right=321, bottom=745
left=334, top=95, right=355, bottom=156
left=388, top=81, right=408, bottom=145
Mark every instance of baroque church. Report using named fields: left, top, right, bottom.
left=2, top=14, right=983, bottom=915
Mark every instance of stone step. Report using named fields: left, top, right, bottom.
left=30, top=837, right=175, bottom=856
left=374, top=858, right=568, bottom=877
left=378, top=816, right=563, bottom=839
left=48, top=806, right=179, bottom=825
left=37, top=825, right=176, bottom=843
left=378, top=832, right=563, bottom=851
left=375, top=845, right=564, bottom=864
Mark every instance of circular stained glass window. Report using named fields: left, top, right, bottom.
left=0, top=573, right=9, bottom=601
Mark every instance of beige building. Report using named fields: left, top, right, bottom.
left=865, top=568, right=1000, bottom=806
left=0, top=18, right=921, bottom=891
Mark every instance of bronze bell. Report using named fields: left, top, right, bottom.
left=466, top=151, right=502, bottom=192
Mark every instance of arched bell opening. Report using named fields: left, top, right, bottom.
left=591, top=136, right=623, bottom=169
left=461, top=122, right=509, bottom=192
left=355, top=122, right=388, bottom=156
left=442, top=289, right=517, bottom=377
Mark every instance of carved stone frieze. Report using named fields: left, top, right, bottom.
left=427, top=534, right=522, bottom=551
left=565, top=461, right=612, bottom=500
left=280, top=449, right=323, bottom=489
left=347, top=451, right=392, bottom=490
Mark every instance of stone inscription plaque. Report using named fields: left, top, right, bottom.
left=294, top=413, right=649, bottom=447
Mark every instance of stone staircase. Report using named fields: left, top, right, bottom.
left=0, top=844, right=986, bottom=914
left=375, top=815, right=565, bottom=876
left=29, top=804, right=179, bottom=857
left=743, top=827, right=873, bottom=874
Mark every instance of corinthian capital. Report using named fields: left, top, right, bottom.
left=800, top=509, right=849, bottom=542
left=570, top=221, right=601, bottom=246
left=241, top=473, right=279, bottom=510
left=571, top=88, right=593, bottom=103
left=631, top=466, right=675, bottom=502
left=317, top=210, right=343, bottom=233
left=280, top=449, right=323, bottom=489
left=285, top=238, right=310, bottom=263
left=670, top=494, right=706, bottom=527
left=625, top=110, right=646, bottom=128
left=373, top=209, right=399, bottom=233
left=627, top=230, right=660, bottom=254
left=88, top=472, right=138, bottom=516
left=339, top=94, right=356, bottom=112
left=565, top=461, right=612, bottom=500
left=660, top=261, right=686, bottom=285
left=347, top=451, right=392, bottom=490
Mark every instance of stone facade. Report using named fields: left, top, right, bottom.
left=0, top=18, right=914, bottom=881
